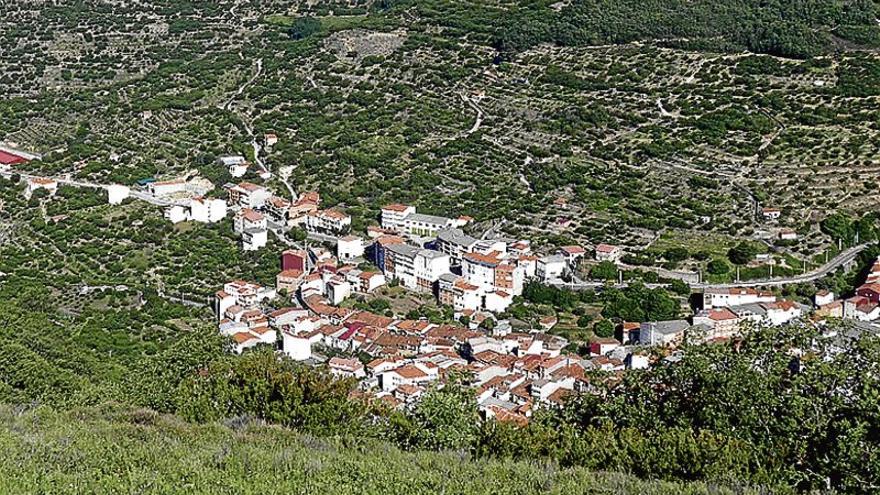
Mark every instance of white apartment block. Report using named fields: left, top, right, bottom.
left=234, top=208, right=267, bottom=233
left=306, top=209, right=351, bottom=234
left=227, top=182, right=271, bottom=208
left=380, top=204, right=467, bottom=237
left=190, top=197, right=227, bottom=223
left=384, top=244, right=450, bottom=293
left=381, top=204, right=416, bottom=230
left=241, top=228, right=267, bottom=251
left=436, top=228, right=479, bottom=266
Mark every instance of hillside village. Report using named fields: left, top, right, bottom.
left=4, top=139, right=880, bottom=425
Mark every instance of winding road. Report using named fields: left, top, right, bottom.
left=555, top=243, right=870, bottom=291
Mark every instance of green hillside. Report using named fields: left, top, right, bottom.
left=0, top=404, right=758, bottom=495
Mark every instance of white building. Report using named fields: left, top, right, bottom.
left=214, top=280, right=276, bottom=320
left=242, top=228, right=268, bottom=251
left=384, top=244, right=450, bottom=293
left=400, top=212, right=458, bottom=237
left=345, top=270, right=387, bottom=293
left=764, top=301, right=804, bottom=326
left=594, top=243, right=622, bottom=263
left=703, top=288, right=776, bottom=309
left=762, top=208, right=782, bottom=220
left=326, top=277, right=352, bottom=305
left=149, top=179, right=187, bottom=197
left=436, top=228, right=479, bottom=266
left=380, top=363, right=438, bottom=392
left=337, top=235, right=365, bottom=261
left=218, top=155, right=247, bottom=167
left=190, top=197, right=227, bottom=223
left=381, top=203, right=417, bottom=230
left=640, top=320, right=691, bottom=346
left=484, top=290, right=514, bottom=313
left=306, top=209, right=352, bottom=234
left=227, top=182, right=271, bottom=209
left=462, top=251, right=524, bottom=298
left=234, top=208, right=267, bottom=233
left=164, top=205, right=189, bottom=224
left=328, top=357, right=366, bottom=379
left=815, top=290, right=835, bottom=307
left=282, top=329, right=317, bottom=361
left=537, top=255, right=566, bottom=282
left=25, top=177, right=58, bottom=199
left=439, top=274, right=482, bottom=312
left=106, top=185, right=130, bottom=205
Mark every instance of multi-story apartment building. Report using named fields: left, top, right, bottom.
left=380, top=204, right=416, bottom=230
left=462, top=252, right=524, bottom=297
left=436, top=228, right=479, bottom=266
left=384, top=244, right=450, bottom=293
left=189, top=197, right=227, bottom=223
left=305, top=209, right=351, bottom=234
left=233, top=208, right=267, bottom=233
left=226, top=182, right=271, bottom=208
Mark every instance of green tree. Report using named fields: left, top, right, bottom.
left=405, top=380, right=479, bottom=451
left=707, top=259, right=730, bottom=275
left=593, top=319, right=614, bottom=338
left=589, top=261, right=618, bottom=280
left=289, top=17, right=322, bottom=40
left=727, top=241, right=760, bottom=265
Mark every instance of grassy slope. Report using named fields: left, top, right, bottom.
left=0, top=404, right=760, bottom=495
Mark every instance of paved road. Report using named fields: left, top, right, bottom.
left=0, top=170, right=186, bottom=207
left=556, top=243, right=871, bottom=291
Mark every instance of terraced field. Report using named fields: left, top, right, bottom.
left=3, top=0, right=880, bottom=273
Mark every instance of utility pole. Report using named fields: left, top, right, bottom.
left=803, top=259, right=807, bottom=274
left=769, top=264, right=773, bottom=278
left=736, top=266, right=740, bottom=283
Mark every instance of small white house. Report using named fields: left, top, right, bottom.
left=326, top=278, right=352, bottom=305
left=537, top=255, right=566, bottom=282
left=229, top=163, right=249, bottom=178
left=815, top=290, right=835, bottom=307
left=337, top=235, right=365, bottom=261
left=484, top=290, right=513, bottom=313
left=328, top=357, right=365, bottom=379
left=234, top=208, right=266, bottom=233
left=594, top=243, right=622, bottom=263
left=106, top=185, right=130, bottom=205
left=164, top=205, right=189, bottom=224
left=762, top=208, right=782, bottom=220
left=242, top=228, right=268, bottom=251
left=282, top=330, right=315, bottom=361
left=26, top=177, right=58, bottom=198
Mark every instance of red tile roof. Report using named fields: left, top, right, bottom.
left=0, top=150, right=27, bottom=165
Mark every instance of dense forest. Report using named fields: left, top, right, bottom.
left=497, top=0, right=880, bottom=58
